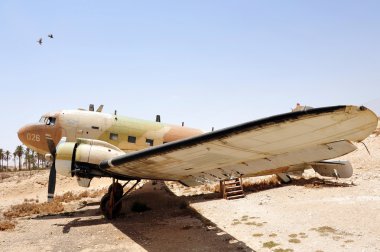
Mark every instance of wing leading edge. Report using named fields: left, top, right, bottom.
left=99, top=105, right=378, bottom=185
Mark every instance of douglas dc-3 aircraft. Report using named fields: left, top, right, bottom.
left=18, top=104, right=378, bottom=218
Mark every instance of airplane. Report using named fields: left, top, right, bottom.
left=48, top=34, right=54, bottom=39
left=37, top=38, right=42, bottom=45
left=17, top=104, right=378, bottom=218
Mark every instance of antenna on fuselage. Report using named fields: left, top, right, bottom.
left=156, top=115, right=161, bottom=122
left=96, top=105, right=104, bottom=112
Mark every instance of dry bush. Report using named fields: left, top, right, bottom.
left=3, top=201, right=64, bottom=218
left=202, top=183, right=220, bottom=193
left=0, top=173, right=11, bottom=180
left=53, top=189, right=107, bottom=203
left=243, top=175, right=281, bottom=192
left=3, top=189, right=107, bottom=219
left=0, top=220, right=17, bottom=231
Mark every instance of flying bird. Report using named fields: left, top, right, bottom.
left=37, top=38, right=42, bottom=45
left=48, top=34, right=54, bottom=39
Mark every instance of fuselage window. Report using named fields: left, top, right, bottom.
left=146, top=139, right=154, bottom=146
left=128, top=136, right=136, bottom=143
left=110, top=133, right=118, bottom=141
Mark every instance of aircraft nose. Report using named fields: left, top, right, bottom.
left=17, top=126, right=28, bottom=144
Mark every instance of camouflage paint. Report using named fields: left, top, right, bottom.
left=18, top=109, right=203, bottom=155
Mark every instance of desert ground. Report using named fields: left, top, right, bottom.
left=1, top=126, right=379, bottom=252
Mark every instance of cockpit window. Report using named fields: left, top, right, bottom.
left=47, top=117, right=56, bottom=126
left=39, top=116, right=56, bottom=126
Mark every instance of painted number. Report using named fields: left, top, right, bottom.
left=27, top=133, right=40, bottom=142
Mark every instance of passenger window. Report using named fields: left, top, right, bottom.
left=128, top=136, right=136, bottom=143
left=110, top=133, right=118, bottom=141
left=146, top=139, right=154, bottom=146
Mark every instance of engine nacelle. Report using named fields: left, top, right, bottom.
left=55, top=138, right=125, bottom=177
left=311, top=161, right=353, bottom=178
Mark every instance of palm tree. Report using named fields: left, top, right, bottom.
left=24, top=148, right=31, bottom=170
left=15, top=145, right=24, bottom=170
left=0, top=148, right=3, bottom=170
left=35, top=152, right=40, bottom=169
left=30, top=149, right=36, bottom=169
left=13, top=151, right=17, bottom=171
left=4, top=150, right=10, bottom=171
left=39, top=153, right=47, bottom=168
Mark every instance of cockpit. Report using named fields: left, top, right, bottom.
left=39, top=116, right=56, bottom=126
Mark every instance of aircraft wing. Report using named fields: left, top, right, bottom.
left=99, top=105, right=378, bottom=186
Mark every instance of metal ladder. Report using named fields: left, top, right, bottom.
left=220, top=178, right=245, bottom=200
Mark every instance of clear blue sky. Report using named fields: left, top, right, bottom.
left=1, top=1, right=380, bottom=152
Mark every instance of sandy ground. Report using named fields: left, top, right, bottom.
left=1, top=130, right=380, bottom=251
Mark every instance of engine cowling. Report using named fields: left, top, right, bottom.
left=55, top=138, right=125, bottom=177
left=311, top=161, right=353, bottom=178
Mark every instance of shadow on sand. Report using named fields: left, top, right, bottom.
left=33, top=176, right=353, bottom=251
left=35, top=181, right=254, bottom=252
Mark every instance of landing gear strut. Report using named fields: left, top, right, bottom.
left=100, top=179, right=141, bottom=219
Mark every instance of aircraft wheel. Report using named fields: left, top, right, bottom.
left=100, top=193, right=110, bottom=214
left=108, top=182, right=124, bottom=199
left=100, top=193, right=123, bottom=219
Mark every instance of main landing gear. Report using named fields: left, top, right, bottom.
left=100, top=179, right=141, bottom=219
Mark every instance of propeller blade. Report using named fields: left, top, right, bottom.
left=46, top=134, right=56, bottom=155
left=45, top=134, right=57, bottom=202
left=47, top=160, right=56, bottom=202
left=45, top=137, right=66, bottom=202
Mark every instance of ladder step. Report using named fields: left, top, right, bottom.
left=225, top=183, right=241, bottom=187
left=226, top=189, right=243, bottom=194
left=225, top=185, right=242, bottom=190
left=226, top=194, right=245, bottom=200
left=224, top=183, right=241, bottom=186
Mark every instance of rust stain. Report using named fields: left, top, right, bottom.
left=252, top=166, right=289, bottom=176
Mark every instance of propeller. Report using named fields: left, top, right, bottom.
left=46, top=135, right=57, bottom=202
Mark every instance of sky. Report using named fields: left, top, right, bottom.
left=1, top=1, right=380, bottom=152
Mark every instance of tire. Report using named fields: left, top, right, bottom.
left=100, top=193, right=110, bottom=214
left=108, top=183, right=124, bottom=199
left=100, top=192, right=123, bottom=219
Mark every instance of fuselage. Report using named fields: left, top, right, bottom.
left=18, top=109, right=203, bottom=155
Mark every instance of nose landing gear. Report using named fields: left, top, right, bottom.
left=100, top=179, right=141, bottom=219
